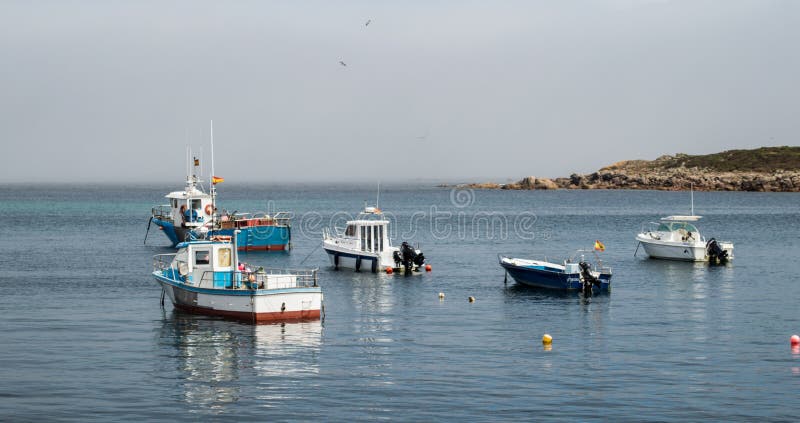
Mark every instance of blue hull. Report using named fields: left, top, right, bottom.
left=152, top=219, right=291, bottom=250
left=152, top=218, right=181, bottom=246
left=500, top=261, right=611, bottom=292
left=215, top=226, right=291, bottom=251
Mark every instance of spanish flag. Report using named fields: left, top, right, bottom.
left=594, top=240, right=605, bottom=252
left=212, top=176, right=224, bottom=184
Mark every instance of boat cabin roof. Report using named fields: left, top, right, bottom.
left=165, top=188, right=211, bottom=200
left=175, top=238, right=231, bottom=249
left=348, top=206, right=389, bottom=225
left=660, top=215, right=702, bottom=221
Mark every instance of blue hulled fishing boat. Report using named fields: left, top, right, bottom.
left=148, top=168, right=291, bottom=250
left=146, top=124, right=292, bottom=250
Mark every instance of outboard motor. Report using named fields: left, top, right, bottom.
left=578, top=261, right=600, bottom=296
left=395, top=241, right=424, bottom=274
left=706, top=238, right=729, bottom=264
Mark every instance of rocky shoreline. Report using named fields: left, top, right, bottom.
left=459, top=150, right=800, bottom=192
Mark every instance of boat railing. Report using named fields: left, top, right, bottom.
left=323, top=226, right=348, bottom=240
left=153, top=253, right=176, bottom=271
left=196, top=267, right=319, bottom=290
left=571, top=249, right=612, bottom=274
left=271, top=211, right=292, bottom=227
left=152, top=205, right=172, bottom=220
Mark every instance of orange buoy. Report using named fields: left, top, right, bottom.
left=385, top=267, right=393, bottom=274
left=791, top=335, right=800, bottom=346
left=425, top=264, right=432, bottom=272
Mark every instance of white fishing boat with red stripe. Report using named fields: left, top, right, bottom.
left=152, top=231, right=322, bottom=323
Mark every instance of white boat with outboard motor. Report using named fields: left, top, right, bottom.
left=635, top=215, right=733, bottom=263
left=635, top=186, right=733, bottom=263
left=322, top=205, right=428, bottom=273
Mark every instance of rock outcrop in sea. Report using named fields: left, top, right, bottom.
left=464, top=147, right=800, bottom=192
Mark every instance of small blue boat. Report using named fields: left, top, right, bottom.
left=499, top=252, right=612, bottom=294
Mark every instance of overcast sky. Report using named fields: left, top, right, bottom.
left=1, top=0, right=798, bottom=183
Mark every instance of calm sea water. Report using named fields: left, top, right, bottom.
left=1, top=184, right=799, bottom=421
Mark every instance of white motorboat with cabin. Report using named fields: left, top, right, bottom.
left=635, top=188, right=733, bottom=263
left=635, top=215, right=733, bottom=262
left=152, top=231, right=322, bottom=323
left=322, top=205, right=426, bottom=273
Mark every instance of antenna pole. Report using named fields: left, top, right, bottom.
left=210, top=120, right=216, bottom=226
left=376, top=181, right=380, bottom=209
left=210, top=120, right=215, bottom=192
left=690, top=182, right=694, bottom=216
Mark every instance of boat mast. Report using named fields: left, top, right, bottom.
left=690, top=182, right=694, bottom=216
left=210, top=120, right=216, bottom=227
left=376, top=181, right=380, bottom=210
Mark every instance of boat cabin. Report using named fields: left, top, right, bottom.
left=332, top=207, right=391, bottom=254
left=162, top=176, right=214, bottom=228
left=653, top=216, right=703, bottom=242
left=173, top=240, right=238, bottom=288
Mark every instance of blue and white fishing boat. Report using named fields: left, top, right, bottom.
left=499, top=251, right=612, bottom=294
left=152, top=231, right=322, bottom=323
left=322, top=205, right=426, bottom=273
left=148, top=166, right=292, bottom=250
left=146, top=124, right=292, bottom=250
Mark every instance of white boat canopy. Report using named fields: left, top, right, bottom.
left=660, top=215, right=702, bottom=221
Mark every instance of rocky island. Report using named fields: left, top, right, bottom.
left=464, top=146, right=800, bottom=192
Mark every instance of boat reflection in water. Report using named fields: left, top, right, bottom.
left=158, top=311, right=322, bottom=412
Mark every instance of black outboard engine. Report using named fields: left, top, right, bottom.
left=706, top=238, right=729, bottom=265
left=394, top=241, right=424, bottom=274
left=579, top=261, right=600, bottom=296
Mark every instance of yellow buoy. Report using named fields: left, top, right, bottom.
left=542, top=334, right=553, bottom=345
left=468, top=296, right=475, bottom=303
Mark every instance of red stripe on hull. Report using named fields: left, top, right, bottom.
left=172, top=302, right=320, bottom=324
left=238, top=244, right=288, bottom=252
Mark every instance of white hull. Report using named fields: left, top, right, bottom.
left=155, top=274, right=322, bottom=322
left=636, top=235, right=734, bottom=262
left=323, top=244, right=389, bottom=272
left=637, top=238, right=706, bottom=261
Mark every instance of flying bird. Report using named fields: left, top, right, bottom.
left=339, top=60, right=347, bottom=67
left=365, top=19, right=371, bottom=27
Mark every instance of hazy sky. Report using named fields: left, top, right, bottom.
left=2, top=1, right=798, bottom=183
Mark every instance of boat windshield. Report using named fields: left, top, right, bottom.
left=657, top=222, right=699, bottom=233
